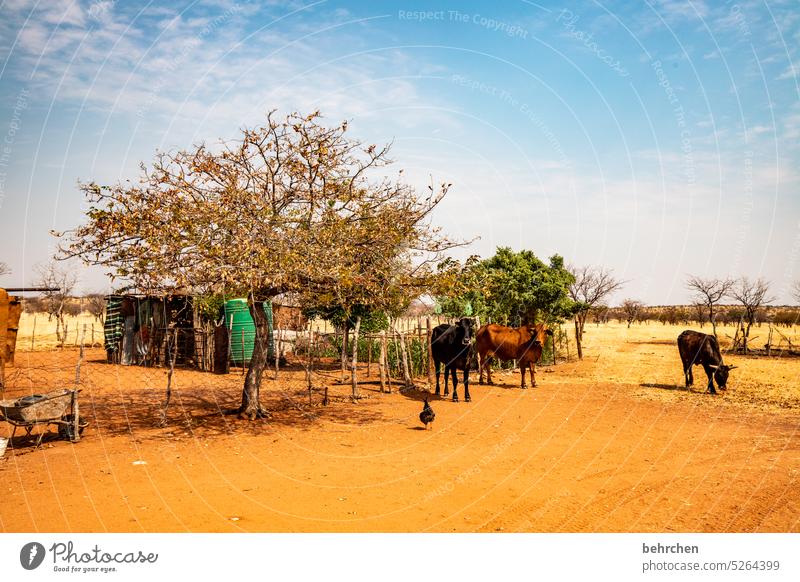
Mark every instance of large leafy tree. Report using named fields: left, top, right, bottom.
left=437, top=247, right=575, bottom=325
left=434, top=255, right=488, bottom=319
left=58, top=111, right=458, bottom=419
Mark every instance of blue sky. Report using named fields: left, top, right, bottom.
left=0, top=0, right=798, bottom=304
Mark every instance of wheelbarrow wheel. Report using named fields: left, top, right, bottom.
left=58, top=415, right=87, bottom=442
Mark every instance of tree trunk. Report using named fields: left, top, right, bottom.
left=710, top=306, right=717, bottom=338
left=743, top=320, right=752, bottom=353
left=240, top=299, right=270, bottom=420
left=574, top=316, right=584, bottom=360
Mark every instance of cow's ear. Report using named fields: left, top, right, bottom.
left=726, top=365, right=737, bottom=370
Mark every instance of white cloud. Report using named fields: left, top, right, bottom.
left=776, top=64, right=797, bottom=80
left=654, top=0, right=710, bottom=21
left=2, top=0, right=457, bottom=140
left=781, top=110, right=800, bottom=140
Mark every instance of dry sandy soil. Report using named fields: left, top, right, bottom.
left=1, top=323, right=799, bottom=532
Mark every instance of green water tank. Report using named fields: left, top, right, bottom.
left=223, top=299, right=274, bottom=364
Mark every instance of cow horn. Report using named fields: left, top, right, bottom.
left=708, top=364, right=719, bottom=369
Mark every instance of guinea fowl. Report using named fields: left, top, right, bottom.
left=419, top=397, right=435, bottom=430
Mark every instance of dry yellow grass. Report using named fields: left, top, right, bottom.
left=572, top=322, right=800, bottom=412
left=15, top=312, right=103, bottom=351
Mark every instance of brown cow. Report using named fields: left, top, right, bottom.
left=477, top=323, right=552, bottom=388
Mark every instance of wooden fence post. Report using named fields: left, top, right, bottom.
left=416, top=321, right=423, bottom=376
left=365, top=337, right=371, bottom=377
left=351, top=316, right=361, bottom=398
left=227, top=317, right=233, bottom=366
left=397, top=329, right=412, bottom=389
left=161, top=328, right=178, bottom=425
left=340, top=321, right=349, bottom=384
left=274, top=327, right=281, bottom=380
left=426, top=317, right=434, bottom=391
left=240, top=329, right=246, bottom=376
left=379, top=330, right=388, bottom=393
left=71, top=389, right=81, bottom=443
left=75, top=326, right=86, bottom=384
left=766, top=324, right=773, bottom=357
left=306, top=329, right=314, bottom=403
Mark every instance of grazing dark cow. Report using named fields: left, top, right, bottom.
left=477, top=323, right=552, bottom=388
left=431, top=318, right=475, bottom=402
left=677, top=330, right=736, bottom=395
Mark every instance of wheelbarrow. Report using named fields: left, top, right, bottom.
left=0, top=389, right=87, bottom=448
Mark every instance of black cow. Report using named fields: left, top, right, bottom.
left=431, top=318, right=475, bottom=402
left=677, top=330, right=736, bottom=394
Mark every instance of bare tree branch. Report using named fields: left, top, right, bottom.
left=728, top=277, right=774, bottom=352
left=568, top=265, right=625, bottom=358
left=685, top=275, right=734, bottom=338
left=34, top=261, right=78, bottom=347
left=619, top=299, right=644, bottom=328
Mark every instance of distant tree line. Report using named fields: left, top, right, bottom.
left=22, top=294, right=107, bottom=321
left=600, top=304, right=800, bottom=328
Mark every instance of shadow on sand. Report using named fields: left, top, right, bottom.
left=639, top=382, right=686, bottom=391
left=58, top=362, right=393, bottom=445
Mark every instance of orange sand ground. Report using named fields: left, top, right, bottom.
left=1, top=323, right=799, bottom=532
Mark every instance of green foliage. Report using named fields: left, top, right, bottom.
left=193, top=293, right=226, bottom=322
left=436, top=247, right=576, bottom=324
left=314, top=334, right=430, bottom=379
left=435, top=255, right=487, bottom=318
left=303, top=304, right=390, bottom=332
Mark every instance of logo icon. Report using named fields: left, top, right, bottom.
left=20, top=542, right=46, bottom=570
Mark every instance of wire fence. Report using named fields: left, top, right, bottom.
left=4, top=317, right=800, bottom=452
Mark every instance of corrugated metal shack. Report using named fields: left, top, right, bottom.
left=103, top=294, right=214, bottom=369
left=103, top=294, right=283, bottom=373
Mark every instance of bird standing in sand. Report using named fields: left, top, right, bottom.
left=419, top=397, right=435, bottom=430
